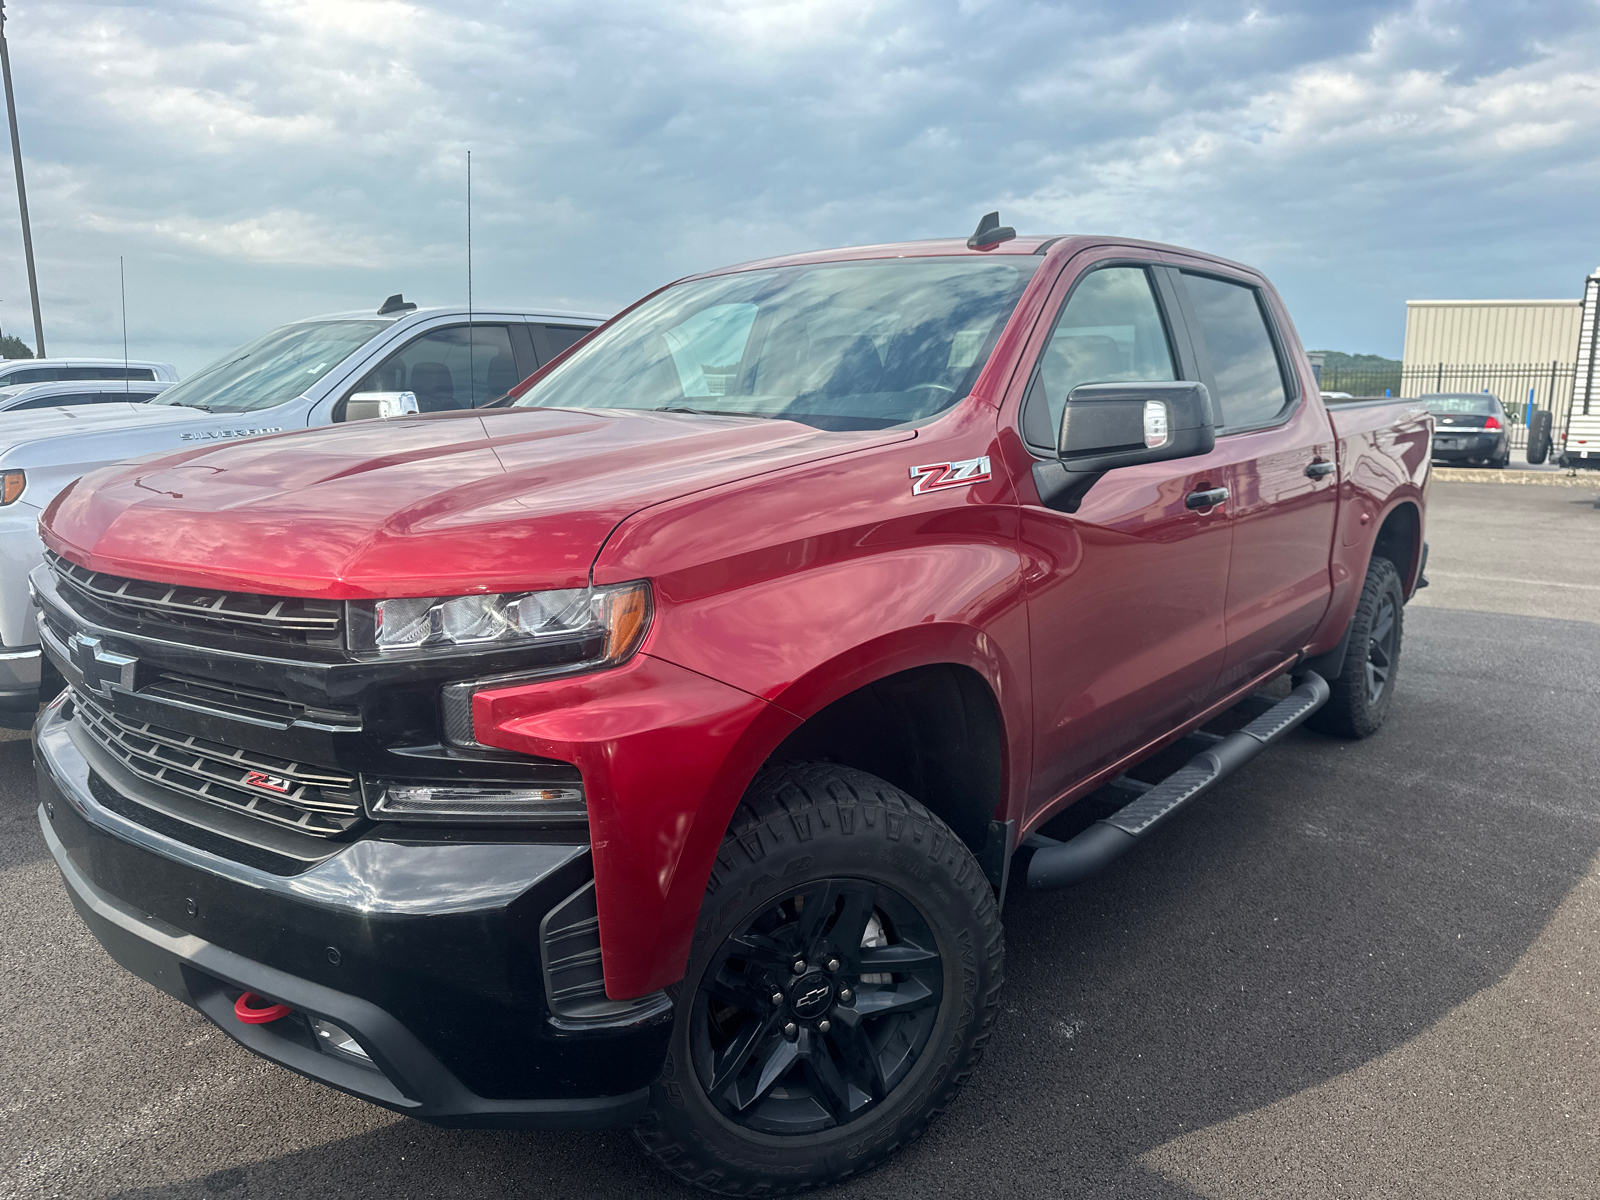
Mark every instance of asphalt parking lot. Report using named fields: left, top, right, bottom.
left=4, top=477, right=1599, bottom=1200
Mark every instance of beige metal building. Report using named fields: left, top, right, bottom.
left=1402, top=299, right=1581, bottom=369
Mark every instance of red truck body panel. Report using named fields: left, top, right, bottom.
left=39, top=235, right=1430, bottom=1000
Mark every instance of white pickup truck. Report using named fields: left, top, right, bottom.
left=0, top=296, right=604, bottom=726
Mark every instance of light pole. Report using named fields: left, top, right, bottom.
left=0, top=1, right=43, bottom=358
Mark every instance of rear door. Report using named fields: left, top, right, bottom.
left=1165, top=261, right=1338, bottom=686
left=1017, top=250, right=1234, bottom=807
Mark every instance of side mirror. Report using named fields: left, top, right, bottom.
left=343, top=391, right=419, bottom=422
left=1034, top=381, right=1215, bottom=512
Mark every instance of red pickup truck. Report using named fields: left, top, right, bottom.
left=33, top=224, right=1429, bottom=1194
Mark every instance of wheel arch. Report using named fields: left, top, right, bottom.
left=764, top=661, right=1007, bottom=865
left=1371, top=498, right=1424, bottom=597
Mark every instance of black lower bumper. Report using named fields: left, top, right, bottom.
left=35, top=700, right=671, bottom=1130
left=1431, top=433, right=1505, bottom=464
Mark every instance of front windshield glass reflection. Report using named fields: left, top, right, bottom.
left=512, top=257, right=1040, bottom=431
left=153, top=319, right=392, bottom=414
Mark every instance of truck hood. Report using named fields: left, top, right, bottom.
left=0, top=401, right=198, bottom=444
left=42, top=407, right=913, bottom=598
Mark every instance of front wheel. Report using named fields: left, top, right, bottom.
left=1307, top=555, right=1404, bottom=739
left=634, top=764, right=1004, bottom=1195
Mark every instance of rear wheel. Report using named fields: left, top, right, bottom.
left=634, top=764, right=1004, bottom=1195
left=1307, top=556, right=1404, bottom=739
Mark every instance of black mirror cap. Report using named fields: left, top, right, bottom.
left=1057, top=380, right=1215, bottom=472
left=1033, top=381, right=1216, bottom=513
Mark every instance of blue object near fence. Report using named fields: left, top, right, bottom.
left=1526, top=388, right=1535, bottom=426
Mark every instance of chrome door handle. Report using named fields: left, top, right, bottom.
left=1305, top=460, right=1336, bottom=479
left=1184, top=486, right=1229, bottom=510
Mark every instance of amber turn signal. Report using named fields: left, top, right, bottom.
left=600, top=582, right=652, bottom=663
left=0, top=470, right=23, bottom=505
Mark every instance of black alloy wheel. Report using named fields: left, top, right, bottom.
left=1307, top=554, right=1405, bottom=739
left=635, top=763, right=1004, bottom=1195
left=690, top=877, right=943, bottom=1135
left=1364, top=590, right=1398, bottom=706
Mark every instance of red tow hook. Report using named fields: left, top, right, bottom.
left=234, top=991, right=293, bottom=1024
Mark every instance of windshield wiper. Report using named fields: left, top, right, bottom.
left=654, top=406, right=773, bottom=419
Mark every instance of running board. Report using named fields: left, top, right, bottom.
left=1023, top=671, right=1330, bottom=891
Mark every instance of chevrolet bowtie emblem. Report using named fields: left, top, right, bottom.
left=69, top=633, right=138, bottom=697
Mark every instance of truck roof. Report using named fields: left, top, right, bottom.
left=285, top=304, right=610, bottom=326
left=685, top=234, right=1266, bottom=282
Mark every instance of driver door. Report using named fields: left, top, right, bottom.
left=1017, top=254, right=1234, bottom=809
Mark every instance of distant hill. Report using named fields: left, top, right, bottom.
left=1309, top=351, right=1401, bottom=371
left=1308, top=350, right=1402, bottom=397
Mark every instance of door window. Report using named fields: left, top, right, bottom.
left=1024, top=266, right=1176, bottom=447
left=1181, top=273, right=1290, bottom=429
left=350, top=324, right=518, bottom=412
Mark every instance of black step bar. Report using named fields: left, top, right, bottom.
left=1023, top=671, right=1331, bottom=891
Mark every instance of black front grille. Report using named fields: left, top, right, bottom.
left=47, top=551, right=344, bottom=650
left=138, top=671, right=362, bottom=731
left=72, top=688, right=363, bottom=836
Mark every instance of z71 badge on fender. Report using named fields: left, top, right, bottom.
left=909, top=456, right=992, bottom=495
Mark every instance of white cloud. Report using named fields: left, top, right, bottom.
left=0, top=0, right=1596, bottom=369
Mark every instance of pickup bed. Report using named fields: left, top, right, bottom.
left=31, top=231, right=1428, bottom=1194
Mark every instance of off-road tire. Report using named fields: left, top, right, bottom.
left=1307, top=555, right=1404, bottom=739
left=633, top=763, right=1005, bottom=1195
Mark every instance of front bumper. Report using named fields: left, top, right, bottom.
left=35, top=697, right=672, bottom=1129
left=0, top=644, right=40, bottom=726
left=1560, top=446, right=1600, bottom=468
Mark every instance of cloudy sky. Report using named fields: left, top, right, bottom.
left=2, top=0, right=1598, bottom=372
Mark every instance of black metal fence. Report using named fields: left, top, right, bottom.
left=1318, top=362, right=1576, bottom=448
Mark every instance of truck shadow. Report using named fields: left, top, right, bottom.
left=82, top=605, right=1600, bottom=1198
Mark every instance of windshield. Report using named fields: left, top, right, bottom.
left=512, top=256, right=1040, bottom=430
left=1423, top=393, right=1500, bottom=416
left=153, top=319, right=392, bottom=414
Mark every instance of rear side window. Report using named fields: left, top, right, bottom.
left=71, top=366, right=156, bottom=381
left=540, top=325, right=593, bottom=359
left=1023, top=265, right=1176, bottom=447
left=1181, top=273, right=1290, bottom=429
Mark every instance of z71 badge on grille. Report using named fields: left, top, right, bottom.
left=909, top=456, right=992, bottom=496
left=244, top=771, right=293, bottom=794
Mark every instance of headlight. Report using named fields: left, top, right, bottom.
left=365, top=779, right=587, bottom=824
left=350, top=580, right=651, bottom=663
left=1, top=470, right=23, bottom=505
